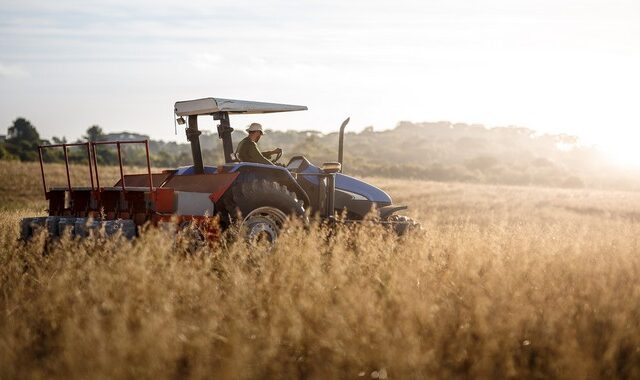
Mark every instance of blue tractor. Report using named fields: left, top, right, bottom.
left=20, top=97, right=418, bottom=243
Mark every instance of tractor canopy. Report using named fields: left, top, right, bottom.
left=175, top=97, right=308, bottom=169
left=174, top=98, right=308, bottom=117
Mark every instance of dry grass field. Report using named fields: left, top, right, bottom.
left=0, top=161, right=139, bottom=212
left=1, top=161, right=640, bottom=379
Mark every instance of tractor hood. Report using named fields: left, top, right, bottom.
left=296, top=160, right=392, bottom=204
left=334, top=174, right=392, bottom=204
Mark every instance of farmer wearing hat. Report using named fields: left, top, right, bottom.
left=235, top=123, right=282, bottom=165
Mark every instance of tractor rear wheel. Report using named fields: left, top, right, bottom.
left=224, top=180, right=305, bottom=243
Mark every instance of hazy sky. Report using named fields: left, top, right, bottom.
left=1, top=0, right=639, bottom=165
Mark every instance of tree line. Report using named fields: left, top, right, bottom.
left=1, top=119, right=158, bottom=166
left=2, top=117, right=637, bottom=190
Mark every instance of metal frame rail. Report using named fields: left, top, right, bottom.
left=91, top=140, right=153, bottom=193
left=37, top=139, right=153, bottom=199
left=38, top=142, right=94, bottom=199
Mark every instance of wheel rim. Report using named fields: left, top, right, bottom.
left=242, top=207, right=288, bottom=244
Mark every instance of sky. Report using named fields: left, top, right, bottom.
left=1, top=0, right=639, bottom=166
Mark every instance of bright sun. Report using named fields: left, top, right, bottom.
left=602, top=141, right=640, bottom=169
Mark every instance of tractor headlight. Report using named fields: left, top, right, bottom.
left=322, top=162, right=342, bottom=173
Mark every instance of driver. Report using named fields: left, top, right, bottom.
left=235, top=123, right=282, bottom=165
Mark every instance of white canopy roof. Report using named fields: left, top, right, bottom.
left=174, top=97, right=308, bottom=116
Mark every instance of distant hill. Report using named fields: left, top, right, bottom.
left=2, top=118, right=638, bottom=190
left=140, top=121, right=635, bottom=190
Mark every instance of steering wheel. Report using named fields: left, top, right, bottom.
left=272, top=150, right=283, bottom=163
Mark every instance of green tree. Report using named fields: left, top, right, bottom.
left=82, top=125, right=118, bottom=164
left=5, top=118, right=40, bottom=161
left=52, top=136, right=67, bottom=144
left=0, top=143, right=15, bottom=160
left=84, top=125, right=105, bottom=142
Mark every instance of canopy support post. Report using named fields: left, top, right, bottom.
left=215, top=112, right=234, bottom=163
left=186, top=115, right=204, bottom=174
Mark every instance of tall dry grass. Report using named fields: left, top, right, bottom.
left=0, top=161, right=142, bottom=211
left=1, top=171, right=640, bottom=379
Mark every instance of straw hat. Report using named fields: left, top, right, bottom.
left=246, top=122, right=264, bottom=134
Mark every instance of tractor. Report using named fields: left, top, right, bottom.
left=20, top=97, right=418, bottom=243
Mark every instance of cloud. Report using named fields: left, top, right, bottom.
left=192, top=53, right=222, bottom=70
left=0, top=63, right=28, bottom=78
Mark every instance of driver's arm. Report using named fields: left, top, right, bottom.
left=245, top=142, right=274, bottom=165
left=261, top=148, right=282, bottom=157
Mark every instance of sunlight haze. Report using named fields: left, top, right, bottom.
left=1, top=0, right=638, bottom=166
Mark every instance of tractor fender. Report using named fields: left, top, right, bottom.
left=224, top=163, right=311, bottom=208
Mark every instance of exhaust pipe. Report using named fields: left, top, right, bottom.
left=337, top=117, right=350, bottom=172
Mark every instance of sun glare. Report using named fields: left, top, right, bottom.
left=602, top=141, right=640, bottom=169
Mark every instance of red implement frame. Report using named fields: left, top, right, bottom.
left=37, top=140, right=153, bottom=198
left=38, top=142, right=94, bottom=199
left=91, top=140, right=153, bottom=193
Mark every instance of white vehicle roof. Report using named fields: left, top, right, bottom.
left=174, top=97, right=308, bottom=116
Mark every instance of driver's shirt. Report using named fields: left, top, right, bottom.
left=236, top=136, right=274, bottom=165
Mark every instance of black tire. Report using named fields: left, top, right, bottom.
left=224, top=180, right=305, bottom=218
